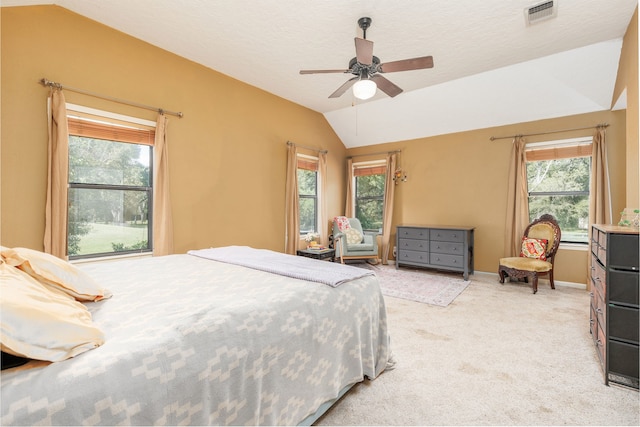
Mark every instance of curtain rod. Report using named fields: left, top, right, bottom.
left=490, top=123, right=608, bottom=141
left=287, top=141, right=328, bottom=154
left=347, top=149, right=401, bottom=159
left=39, top=78, right=183, bottom=118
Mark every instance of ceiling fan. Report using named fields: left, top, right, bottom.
left=299, top=17, right=434, bottom=100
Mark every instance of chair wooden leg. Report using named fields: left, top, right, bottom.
left=548, top=270, right=556, bottom=289
left=500, top=266, right=541, bottom=294
left=338, top=239, right=345, bottom=264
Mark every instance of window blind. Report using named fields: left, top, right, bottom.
left=354, top=165, right=386, bottom=176
left=297, top=159, right=318, bottom=171
left=67, top=117, right=156, bottom=146
left=526, top=144, right=592, bottom=161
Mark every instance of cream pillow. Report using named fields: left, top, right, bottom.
left=1, top=247, right=111, bottom=302
left=0, top=262, right=105, bottom=362
left=345, top=227, right=363, bottom=245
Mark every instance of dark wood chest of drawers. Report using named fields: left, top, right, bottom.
left=590, top=224, right=639, bottom=389
left=396, top=225, right=474, bottom=280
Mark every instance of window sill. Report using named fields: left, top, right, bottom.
left=559, top=243, right=589, bottom=251
left=70, top=252, right=153, bottom=265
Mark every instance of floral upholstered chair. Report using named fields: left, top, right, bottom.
left=498, top=214, right=561, bottom=294
left=332, top=216, right=379, bottom=264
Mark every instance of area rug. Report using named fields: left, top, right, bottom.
left=366, top=264, right=470, bottom=307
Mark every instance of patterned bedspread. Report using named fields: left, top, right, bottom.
left=1, top=254, right=391, bottom=425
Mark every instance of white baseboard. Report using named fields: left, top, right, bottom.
left=384, top=261, right=587, bottom=290
left=472, top=270, right=587, bottom=290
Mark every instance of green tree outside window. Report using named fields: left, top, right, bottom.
left=355, top=174, right=385, bottom=232
left=527, top=157, right=591, bottom=243
left=68, top=135, right=152, bottom=257
left=298, top=168, right=317, bottom=234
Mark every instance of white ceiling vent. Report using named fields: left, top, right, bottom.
left=525, top=1, right=558, bottom=25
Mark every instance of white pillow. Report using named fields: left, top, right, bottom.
left=1, top=247, right=111, bottom=302
left=0, top=261, right=105, bottom=362
left=345, top=228, right=363, bottom=245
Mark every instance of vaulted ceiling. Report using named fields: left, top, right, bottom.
left=3, top=0, right=637, bottom=147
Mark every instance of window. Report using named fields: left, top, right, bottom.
left=67, top=106, right=155, bottom=258
left=526, top=138, right=592, bottom=244
left=297, top=156, right=318, bottom=234
left=354, top=162, right=386, bottom=232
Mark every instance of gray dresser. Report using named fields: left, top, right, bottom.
left=590, top=224, right=639, bottom=389
left=396, top=225, right=475, bottom=280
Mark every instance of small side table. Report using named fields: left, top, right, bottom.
left=296, top=248, right=336, bottom=262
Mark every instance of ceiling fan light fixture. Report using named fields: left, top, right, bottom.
left=353, top=78, right=377, bottom=100
left=299, top=17, right=434, bottom=99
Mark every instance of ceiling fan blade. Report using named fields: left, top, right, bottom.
left=370, top=74, right=403, bottom=97
left=300, top=69, right=349, bottom=74
left=355, top=37, right=374, bottom=65
left=379, top=56, right=434, bottom=73
left=329, top=77, right=358, bottom=98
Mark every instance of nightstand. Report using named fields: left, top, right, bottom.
left=296, top=248, right=336, bottom=262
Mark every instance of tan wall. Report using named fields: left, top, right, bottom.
left=616, top=7, right=639, bottom=208
left=1, top=6, right=636, bottom=286
left=347, top=10, right=639, bottom=285
left=347, top=110, right=628, bottom=284
left=0, top=6, right=347, bottom=253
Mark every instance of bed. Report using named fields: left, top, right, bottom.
left=1, top=247, right=392, bottom=425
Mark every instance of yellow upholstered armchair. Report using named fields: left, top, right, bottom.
left=498, top=214, right=561, bottom=294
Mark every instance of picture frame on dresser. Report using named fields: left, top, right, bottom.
left=395, top=225, right=474, bottom=280
left=590, top=224, right=639, bottom=390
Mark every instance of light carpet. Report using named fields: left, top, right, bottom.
left=317, top=272, right=640, bottom=426
left=368, top=264, right=470, bottom=307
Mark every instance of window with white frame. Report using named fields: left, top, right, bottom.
left=354, top=161, right=386, bottom=233
left=297, top=155, right=318, bottom=234
left=526, top=137, right=593, bottom=244
left=66, top=105, right=155, bottom=258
